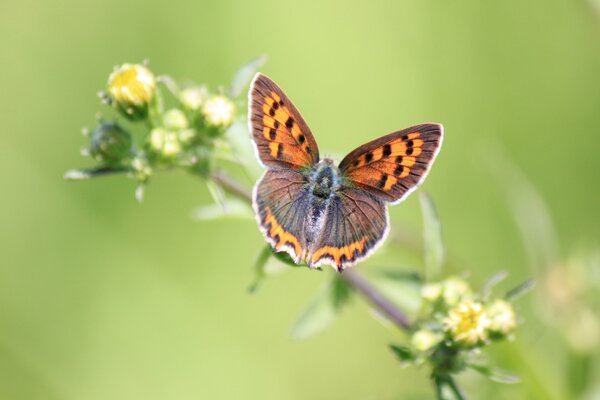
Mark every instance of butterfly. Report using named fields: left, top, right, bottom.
left=249, top=73, right=443, bottom=271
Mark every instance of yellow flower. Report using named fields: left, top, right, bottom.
left=108, top=63, right=156, bottom=118
left=444, top=301, right=490, bottom=346
left=487, top=300, right=517, bottom=336
left=411, top=329, right=443, bottom=352
left=202, top=95, right=235, bottom=127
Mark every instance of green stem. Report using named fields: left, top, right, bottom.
left=445, top=376, right=467, bottom=400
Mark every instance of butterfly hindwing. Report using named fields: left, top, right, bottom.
left=253, top=168, right=311, bottom=263
left=339, top=123, right=443, bottom=204
left=308, top=187, right=388, bottom=270
left=249, top=73, right=320, bottom=170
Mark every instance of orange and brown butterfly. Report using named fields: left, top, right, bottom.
left=249, top=73, right=443, bottom=271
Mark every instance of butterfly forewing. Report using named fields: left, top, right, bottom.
left=339, top=123, right=443, bottom=204
left=249, top=73, right=320, bottom=170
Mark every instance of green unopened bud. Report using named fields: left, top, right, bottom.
left=163, top=108, right=188, bottom=130
left=180, top=86, right=209, bottom=110
left=411, top=329, right=443, bottom=352
left=202, top=95, right=236, bottom=127
left=107, top=63, right=156, bottom=120
left=89, top=121, right=132, bottom=164
left=486, top=300, right=517, bottom=337
left=421, top=283, right=443, bottom=302
left=177, top=128, right=197, bottom=145
left=148, top=128, right=181, bottom=158
left=441, top=277, right=473, bottom=306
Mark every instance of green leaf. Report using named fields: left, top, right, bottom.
left=482, top=270, right=509, bottom=299
left=248, top=245, right=274, bottom=293
left=468, top=363, right=521, bottom=384
left=389, top=344, right=415, bottom=364
left=157, top=74, right=181, bottom=97
left=191, top=197, right=253, bottom=221
left=505, top=278, right=535, bottom=302
left=229, top=55, right=267, bottom=98
left=290, top=277, right=352, bottom=340
left=420, top=192, right=444, bottom=281
left=205, top=179, right=227, bottom=208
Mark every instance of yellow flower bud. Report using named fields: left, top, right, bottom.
left=202, top=95, right=235, bottom=127
left=444, top=301, right=490, bottom=346
left=487, top=300, right=517, bottom=336
left=108, top=63, right=156, bottom=119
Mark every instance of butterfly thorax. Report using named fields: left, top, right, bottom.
left=310, top=158, right=341, bottom=199
left=303, top=158, right=342, bottom=252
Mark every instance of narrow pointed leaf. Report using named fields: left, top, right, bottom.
left=468, top=363, right=521, bottom=384
left=482, top=270, right=509, bottom=299
left=192, top=198, right=253, bottom=221
left=290, top=277, right=352, bottom=340
left=229, top=55, right=267, bottom=98
left=248, top=245, right=274, bottom=293
left=389, top=344, right=415, bottom=363
left=505, top=278, right=535, bottom=302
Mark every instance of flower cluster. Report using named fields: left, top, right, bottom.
left=70, top=60, right=252, bottom=200
left=391, top=276, right=520, bottom=383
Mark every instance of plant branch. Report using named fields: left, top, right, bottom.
left=210, top=169, right=412, bottom=332
left=340, top=267, right=411, bottom=330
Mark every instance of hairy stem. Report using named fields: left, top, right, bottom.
left=210, top=169, right=412, bottom=332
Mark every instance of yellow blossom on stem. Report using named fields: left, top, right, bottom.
left=444, top=301, right=490, bottom=346
left=108, top=63, right=156, bottom=119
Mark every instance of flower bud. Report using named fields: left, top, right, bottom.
left=202, top=95, right=236, bottom=127
left=441, top=277, right=472, bottom=306
left=421, top=283, right=443, bottom=302
left=486, top=300, right=517, bottom=337
left=411, top=329, right=443, bottom=352
left=444, top=301, right=490, bottom=347
left=163, top=108, right=189, bottom=130
left=180, top=86, right=209, bottom=110
left=131, top=156, right=152, bottom=181
left=107, top=63, right=156, bottom=120
left=89, top=121, right=132, bottom=164
left=148, top=128, right=181, bottom=159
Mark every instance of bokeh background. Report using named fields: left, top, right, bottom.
left=2, top=0, right=600, bottom=399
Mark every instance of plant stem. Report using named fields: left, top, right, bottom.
left=340, top=268, right=411, bottom=330
left=445, top=376, right=467, bottom=400
left=210, top=169, right=412, bottom=332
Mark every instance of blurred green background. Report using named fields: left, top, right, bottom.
left=2, top=0, right=600, bottom=399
